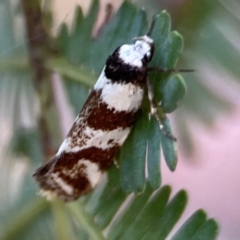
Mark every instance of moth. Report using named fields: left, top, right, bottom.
left=33, top=18, right=175, bottom=202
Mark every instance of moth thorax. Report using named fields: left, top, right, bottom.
left=118, top=35, right=154, bottom=68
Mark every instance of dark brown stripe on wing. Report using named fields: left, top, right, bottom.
left=68, top=89, right=139, bottom=132
left=57, top=145, right=120, bottom=171
left=54, top=164, right=91, bottom=201
left=87, top=100, right=138, bottom=130
left=35, top=146, right=119, bottom=200
left=34, top=155, right=93, bottom=202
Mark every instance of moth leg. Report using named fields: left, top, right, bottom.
left=113, top=158, right=119, bottom=168
left=146, top=77, right=177, bottom=141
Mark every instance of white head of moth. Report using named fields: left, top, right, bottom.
left=33, top=29, right=155, bottom=201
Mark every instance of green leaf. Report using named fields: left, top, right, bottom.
left=149, top=12, right=185, bottom=104
left=191, top=219, right=219, bottom=240
left=63, top=79, right=90, bottom=114
left=132, top=111, right=149, bottom=193
left=68, top=202, right=106, bottom=240
left=171, top=209, right=207, bottom=240
left=119, top=111, right=148, bottom=193
left=150, top=11, right=171, bottom=68
left=141, top=190, right=187, bottom=240
left=56, top=0, right=99, bottom=114
left=86, top=169, right=126, bottom=229
left=94, top=188, right=126, bottom=229
left=88, top=1, right=147, bottom=72
left=147, top=116, right=161, bottom=189
left=160, top=117, right=178, bottom=171
left=68, top=0, right=99, bottom=64
left=58, top=23, right=69, bottom=57
left=107, top=185, right=153, bottom=240
left=161, top=74, right=187, bottom=113
left=119, top=127, right=135, bottom=193
left=10, top=128, right=43, bottom=164
left=119, top=186, right=171, bottom=240
left=165, top=31, right=184, bottom=68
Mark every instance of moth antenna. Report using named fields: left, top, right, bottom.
left=147, top=67, right=195, bottom=73
left=146, top=14, right=159, bottom=36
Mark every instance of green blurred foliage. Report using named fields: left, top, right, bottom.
left=0, top=0, right=220, bottom=239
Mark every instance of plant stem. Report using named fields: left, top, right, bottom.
left=51, top=200, right=73, bottom=240
left=21, top=0, right=53, bottom=159
left=68, top=202, right=106, bottom=240
left=46, top=57, right=96, bottom=87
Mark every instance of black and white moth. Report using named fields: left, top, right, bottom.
left=33, top=19, right=174, bottom=202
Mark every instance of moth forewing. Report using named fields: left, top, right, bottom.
left=33, top=31, right=156, bottom=202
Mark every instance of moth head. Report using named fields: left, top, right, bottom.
left=118, top=35, right=155, bottom=68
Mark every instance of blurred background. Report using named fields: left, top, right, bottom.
left=0, top=0, right=240, bottom=239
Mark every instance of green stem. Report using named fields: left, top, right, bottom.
left=51, top=200, right=73, bottom=240
left=0, top=55, right=29, bottom=71
left=0, top=55, right=96, bottom=88
left=0, top=198, right=49, bottom=240
left=68, top=202, right=106, bottom=240
left=46, top=57, right=96, bottom=87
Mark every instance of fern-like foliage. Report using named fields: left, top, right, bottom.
left=0, top=0, right=218, bottom=239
